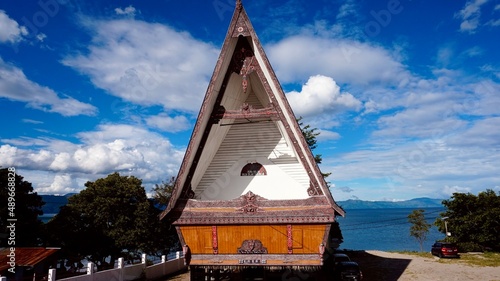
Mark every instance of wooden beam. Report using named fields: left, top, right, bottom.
left=212, top=103, right=278, bottom=120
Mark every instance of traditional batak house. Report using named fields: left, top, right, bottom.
left=160, top=0, right=344, bottom=279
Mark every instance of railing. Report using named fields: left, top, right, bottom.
left=37, top=252, right=186, bottom=281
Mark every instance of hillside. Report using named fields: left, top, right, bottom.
left=337, top=197, right=444, bottom=209
left=40, top=194, right=75, bottom=214
left=40, top=194, right=445, bottom=215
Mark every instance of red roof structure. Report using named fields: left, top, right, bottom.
left=0, top=247, right=59, bottom=272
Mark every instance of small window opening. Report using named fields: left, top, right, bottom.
left=241, top=162, right=267, bottom=176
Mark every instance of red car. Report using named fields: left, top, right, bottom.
left=431, top=242, right=460, bottom=258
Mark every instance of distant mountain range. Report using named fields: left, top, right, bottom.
left=337, top=197, right=445, bottom=210
left=40, top=194, right=445, bottom=214
left=40, top=194, right=75, bottom=214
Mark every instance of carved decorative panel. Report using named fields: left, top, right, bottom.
left=212, top=226, right=218, bottom=254
left=237, top=239, right=268, bottom=254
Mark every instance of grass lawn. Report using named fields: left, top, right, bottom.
left=396, top=251, right=500, bottom=267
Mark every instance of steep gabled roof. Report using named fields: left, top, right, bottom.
left=160, top=0, right=344, bottom=220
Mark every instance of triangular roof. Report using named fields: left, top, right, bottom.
left=160, top=0, right=344, bottom=220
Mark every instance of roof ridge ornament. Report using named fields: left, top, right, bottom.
left=236, top=0, right=243, bottom=10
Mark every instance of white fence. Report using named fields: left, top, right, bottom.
left=47, top=252, right=186, bottom=281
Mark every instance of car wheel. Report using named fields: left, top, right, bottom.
left=438, top=252, right=443, bottom=258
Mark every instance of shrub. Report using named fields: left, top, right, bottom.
left=458, top=242, right=483, bottom=253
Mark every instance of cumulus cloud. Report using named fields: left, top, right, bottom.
left=62, top=18, right=218, bottom=113
left=0, top=10, right=28, bottom=44
left=321, top=71, right=500, bottom=201
left=267, top=36, right=409, bottom=86
left=0, top=57, right=97, bottom=116
left=36, top=174, right=79, bottom=194
left=0, top=124, right=185, bottom=194
left=287, top=75, right=361, bottom=117
left=455, top=0, right=489, bottom=33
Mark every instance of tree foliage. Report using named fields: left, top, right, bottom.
left=0, top=168, right=44, bottom=246
left=408, top=209, right=431, bottom=252
left=46, top=172, right=174, bottom=270
left=297, top=117, right=343, bottom=247
left=152, top=176, right=176, bottom=208
left=297, top=117, right=332, bottom=179
left=436, top=189, right=500, bottom=251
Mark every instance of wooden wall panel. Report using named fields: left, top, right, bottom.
left=180, top=224, right=327, bottom=255
left=291, top=225, right=326, bottom=254
left=217, top=225, right=289, bottom=254
left=180, top=226, right=213, bottom=254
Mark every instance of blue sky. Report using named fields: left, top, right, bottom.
left=1, top=0, right=499, bottom=201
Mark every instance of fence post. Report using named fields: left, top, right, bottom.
left=87, top=262, right=94, bottom=275
left=161, top=255, right=166, bottom=263
left=176, top=251, right=180, bottom=259
left=141, top=253, right=147, bottom=267
left=48, top=268, right=56, bottom=281
left=118, top=257, right=124, bottom=281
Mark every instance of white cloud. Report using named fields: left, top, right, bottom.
left=456, top=0, right=489, bottom=33
left=0, top=57, right=97, bottom=116
left=115, top=6, right=136, bottom=17
left=267, top=35, right=409, bottom=86
left=22, top=119, right=44, bottom=124
left=323, top=73, right=500, bottom=200
left=62, top=18, right=219, bottom=113
left=145, top=114, right=191, bottom=133
left=36, top=173, right=79, bottom=194
left=0, top=10, right=28, bottom=44
left=442, top=185, right=472, bottom=196
left=287, top=75, right=361, bottom=117
left=0, top=144, right=17, bottom=166
left=0, top=124, right=185, bottom=194
left=317, top=129, right=341, bottom=142
left=336, top=0, right=358, bottom=21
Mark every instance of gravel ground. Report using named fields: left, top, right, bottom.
left=357, top=250, right=500, bottom=281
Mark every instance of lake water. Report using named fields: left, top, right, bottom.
left=40, top=208, right=445, bottom=252
left=337, top=207, right=446, bottom=252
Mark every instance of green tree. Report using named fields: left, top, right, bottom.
left=152, top=176, right=176, bottom=208
left=297, top=117, right=343, bottom=247
left=47, top=172, right=171, bottom=269
left=150, top=176, right=180, bottom=254
left=0, top=168, right=45, bottom=246
left=297, top=117, right=331, bottom=179
left=436, top=189, right=500, bottom=251
left=408, top=209, right=431, bottom=252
